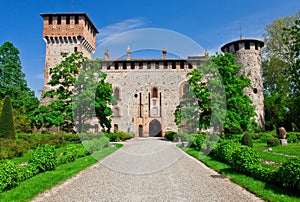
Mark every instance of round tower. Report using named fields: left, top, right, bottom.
left=221, top=38, right=265, bottom=131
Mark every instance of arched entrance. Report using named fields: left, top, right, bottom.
left=138, top=125, right=143, bottom=137
left=149, top=119, right=162, bottom=137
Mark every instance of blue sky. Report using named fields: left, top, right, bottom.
left=0, top=0, right=299, bottom=98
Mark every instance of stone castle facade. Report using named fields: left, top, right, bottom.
left=40, top=13, right=265, bottom=137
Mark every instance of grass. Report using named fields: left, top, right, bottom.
left=0, top=145, right=122, bottom=202
left=253, top=142, right=300, bottom=157
left=181, top=147, right=300, bottom=202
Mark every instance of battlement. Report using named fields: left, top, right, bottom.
left=40, top=13, right=99, bottom=53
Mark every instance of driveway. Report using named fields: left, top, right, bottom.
left=32, top=138, right=263, bottom=201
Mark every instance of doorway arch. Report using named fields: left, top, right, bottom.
left=149, top=119, right=162, bottom=137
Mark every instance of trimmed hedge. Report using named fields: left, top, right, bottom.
left=267, top=137, right=280, bottom=147
left=212, top=140, right=242, bottom=165
left=165, top=131, right=177, bottom=141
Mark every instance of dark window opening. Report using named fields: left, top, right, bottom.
left=74, top=47, right=78, bottom=52
left=255, top=43, right=258, bottom=50
left=123, top=63, right=127, bottom=70
left=107, top=66, right=111, bottom=70
left=180, top=61, right=184, bottom=69
left=234, top=43, right=239, bottom=52
left=164, top=61, right=168, bottom=69
left=66, top=16, right=70, bottom=24
left=57, top=16, right=61, bottom=25
left=115, top=63, right=119, bottom=70
left=139, top=62, right=143, bottom=69
left=245, top=41, right=250, bottom=50
left=131, top=63, right=135, bottom=69
left=172, top=61, right=176, bottom=69
left=48, top=16, right=53, bottom=25
left=188, top=63, right=193, bottom=69
left=253, top=88, right=258, bottom=94
left=152, top=87, right=158, bottom=98
left=147, top=62, right=151, bottom=69
left=75, top=15, right=79, bottom=24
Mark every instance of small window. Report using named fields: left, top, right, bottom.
left=75, top=15, right=79, bottom=24
left=114, top=88, right=120, bottom=100
left=152, top=87, right=158, bottom=98
left=131, top=63, right=135, bottom=69
left=66, top=16, right=70, bottom=24
left=245, top=41, right=250, bottom=50
left=57, top=16, right=61, bottom=25
left=234, top=43, right=239, bottom=51
left=48, top=16, right=53, bottom=25
left=147, top=62, right=151, bottom=69
left=74, top=47, right=78, bottom=52
left=255, top=43, right=259, bottom=50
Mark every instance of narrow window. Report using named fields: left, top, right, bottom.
left=234, top=43, right=239, bottom=51
left=75, top=15, right=79, bottom=24
left=48, top=16, right=53, bottom=25
left=152, top=87, right=158, bottom=98
left=114, top=88, right=120, bottom=100
left=74, top=47, right=78, bottom=52
left=245, top=41, right=250, bottom=50
left=57, top=16, right=61, bottom=25
left=66, top=15, right=70, bottom=24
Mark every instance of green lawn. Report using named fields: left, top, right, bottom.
left=181, top=147, right=300, bottom=202
left=0, top=145, right=122, bottom=202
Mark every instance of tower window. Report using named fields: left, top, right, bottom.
left=66, top=16, right=70, bottom=24
left=48, top=16, right=53, bottom=25
left=74, top=47, right=78, bottom=52
left=234, top=43, right=239, bottom=52
left=255, top=43, right=259, bottom=50
left=114, top=87, right=120, bottom=100
left=245, top=41, right=250, bottom=50
left=57, top=16, right=61, bottom=25
left=152, top=87, right=158, bottom=98
left=75, top=15, right=79, bottom=24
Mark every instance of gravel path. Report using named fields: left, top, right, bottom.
left=32, top=138, right=263, bottom=202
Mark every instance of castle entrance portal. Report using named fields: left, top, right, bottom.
left=138, top=125, right=143, bottom=137
left=149, top=119, right=162, bottom=137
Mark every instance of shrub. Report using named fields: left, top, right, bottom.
left=165, top=131, right=177, bottom=141
left=267, top=137, right=280, bottom=147
left=287, top=134, right=298, bottom=143
left=0, top=96, right=15, bottom=139
left=0, top=138, right=31, bottom=159
left=192, top=133, right=206, bottom=151
left=82, top=137, right=110, bottom=154
left=241, top=132, right=253, bottom=147
left=257, top=131, right=276, bottom=143
left=209, top=133, right=219, bottom=141
left=29, top=144, right=56, bottom=173
left=105, top=132, right=134, bottom=142
left=220, top=133, right=243, bottom=142
left=0, top=160, right=21, bottom=192
left=277, top=158, right=300, bottom=189
left=231, top=146, right=261, bottom=174
left=212, top=140, right=242, bottom=165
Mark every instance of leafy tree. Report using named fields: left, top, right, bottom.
left=0, top=96, right=15, bottom=139
left=73, top=59, right=102, bottom=133
left=175, top=53, right=257, bottom=134
left=32, top=52, right=86, bottom=133
left=0, top=41, right=38, bottom=114
left=94, top=73, right=115, bottom=133
left=262, top=12, right=300, bottom=130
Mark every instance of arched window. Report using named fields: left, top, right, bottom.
left=114, top=87, right=120, bottom=100
left=152, top=87, right=158, bottom=98
left=113, top=107, right=120, bottom=117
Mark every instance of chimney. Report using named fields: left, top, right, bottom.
left=162, top=48, right=167, bottom=59
left=104, top=49, right=109, bottom=60
left=127, top=46, right=130, bottom=60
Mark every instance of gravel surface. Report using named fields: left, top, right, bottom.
left=31, top=138, right=263, bottom=202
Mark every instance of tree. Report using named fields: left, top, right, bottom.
left=32, top=51, right=86, bottom=133
left=0, top=96, right=15, bottom=139
left=94, top=73, right=115, bottom=133
left=175, top=53, right=257, bottom=134
left=0, top=41, right=38, bottom=113
left=262, top=12, right=300, bottom=130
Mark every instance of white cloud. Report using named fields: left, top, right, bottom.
left=97, top=18, right=147, bottom=45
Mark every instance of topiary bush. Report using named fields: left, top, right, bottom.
left=212, top=140, right=242, bottom=165
left=29, top=144, right=56, bottom=173
left=0, top=96, right=15, bottom=139
left=267, top=137, right=280, bottom=147
left=287, top=134, right=298, bottom=143
left=241, top=132, right=253, bottom=147
left=277, top=158, right=300, bottom=190
left=192, top=133, right=206, bottom=151
left=165, top=131, right=177, bottom=141
left=231, top=145, right=261, bottom=174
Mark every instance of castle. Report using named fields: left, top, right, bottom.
left=40, top=13, right=265, bottom=137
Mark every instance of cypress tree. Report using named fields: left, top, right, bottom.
left=0, top=96, right=15, bottom=139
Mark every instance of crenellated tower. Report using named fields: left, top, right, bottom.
left=40, top=13, right=99, bottom=105
left=221, top=38, right=265, bottom=131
